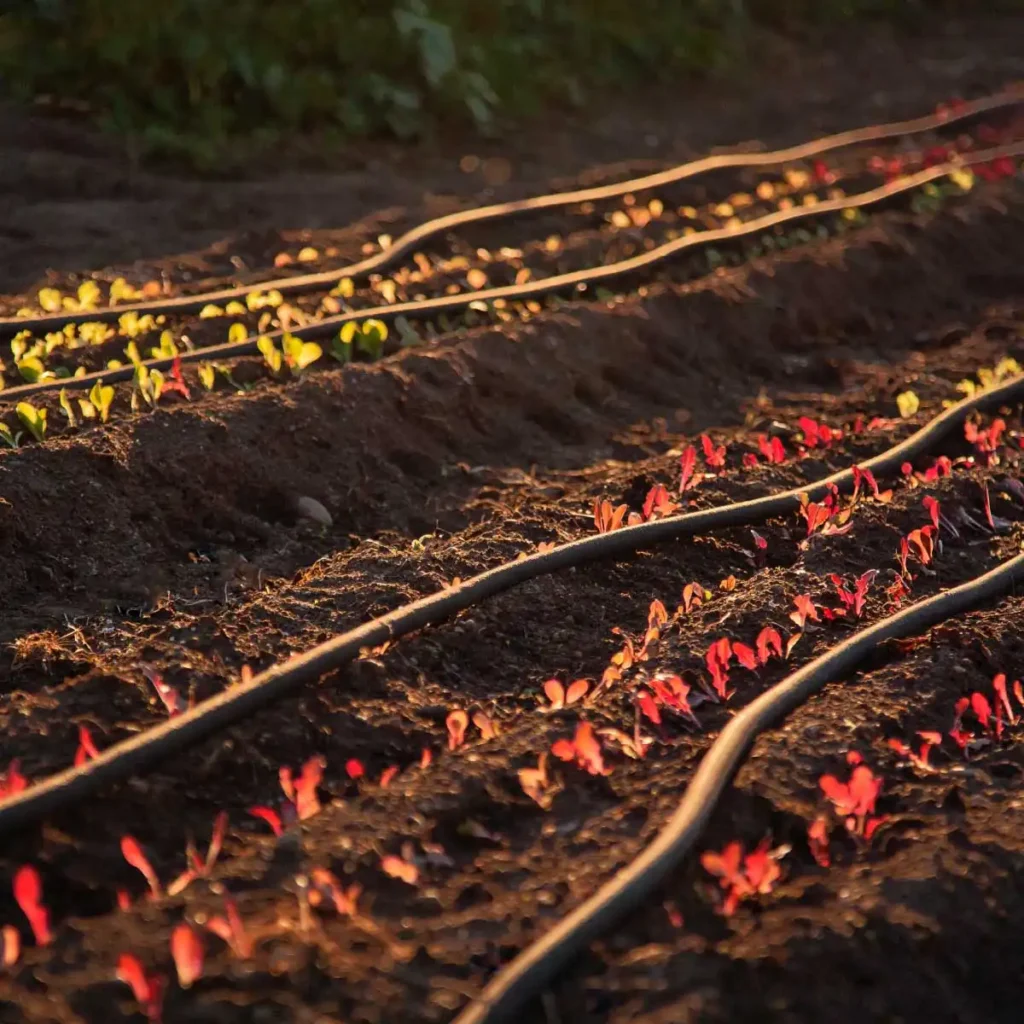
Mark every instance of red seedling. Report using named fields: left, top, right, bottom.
left=381, top=853, right=419, bottom=886
left=852, top=465, right=892, bottom=503
left=420, top=747, right=432, bottom=769
left=473, top=711, right=499, bottom=741
left=519, top=752, right=556, bottom=809
left=121, top=836, right=162, bottom=900
left=757, top=434, right=786, bottom=464
left=993, top=674, right=1019, bottom=728
left=168, top=811, right=228, bottom=895
left=141, top=667, right=186, bottom=716
left=819, top=757, right=884, bottom=838
left=888, top=730, right=942, bottom=771
left=2, top=924, right=19, bottom=967
left=980, top=482, right=995, bottom=530
left=642, top=484, right=679, bottom=520
left=345, top=758, right=365, bottom=780
left=446, top=709, right=469, bottom=751
left=593, top=498, right=628, bottom=533
left=705, top=637, right=733, bottom=700
left=922, top=495, right=940, bottom=530
left=742, top=452, right=759, bottom=468
left=73, top=724, right=101, bottom=767
left=905, top=525, right=936, bottom=566
left=551, top=721, right=610, bottom=776
left=701, top=434, right=726, bottom=468
left=248, top=806, right=283, bottom=837
left=807, top=816, right=831, bottom=867
left=964, top=416, right=1006, bottom=463
left=541, top=678, right=589, bottom=711
left=798, top=416, right=841, bottom=449
left=379, top=765, right=400, bottom=788
left=648, top=674, right=700, bottom=726
left=789, top=594, right=820, bottom=630
left=0, top=760, right=27, bottom=801
left=640, top=598, right=670, bottom=656
left=204, top=896, right=253, bottom=959
left=681, top=582, right=704, bottom=614
left=280, top=755, right=325, bottom=820
left=162, top=357, right=191, bottom=400
left=170, top=924, right=204, bottom=989
left=812, top=159, right=836, bottom=185
left=679, top=445, right=700, bottom=494
left=756, top=626, right=783, bottom=664
left=636, top=691, right=662, bottom=726
left=701, top=839, right=784, bottom=916
left=828, top=570, right=877, bottom=619
left=116, top=954, right=164, bottom=1023
left=13, top=866, right=50, bottom=946
left=310, top=868, right=362, bottom=917
left=732, top=642, right=758, bottom=671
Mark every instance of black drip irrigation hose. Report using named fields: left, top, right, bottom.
left=4, top=141, right=1024, bottom=404
left=2, top=88, right=1020, bottom=338
left=1, top=371, right=1023, bottom=834
left=449, top=549, right=1024, bottom=1024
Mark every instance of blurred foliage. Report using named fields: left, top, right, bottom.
left=0, top=0, right=1019, bottom=169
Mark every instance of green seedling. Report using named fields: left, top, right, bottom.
left=359, top=319, right=388, bottom=358
left=394, top=316, right=421, bottom=347
left=0, top=422, right=21, bottom=448
left=89, top=381, right=114, bottom=423
left=59, top=388, right=77, bottom=427
left=282, top=334, right=322, bottom=375
left=257, top=335, right=283, bottom=373
left=331, top=332, right=352, bottom=363
left=123, top=340, right=143, bottom=366
left=16, top=401, right=46, bottom=442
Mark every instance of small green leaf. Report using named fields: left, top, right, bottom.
left=0, top=422, right=21, bottom=448
left=357, top=319, right=388, bottom=359
left=16, top=401, right=47, bottom=442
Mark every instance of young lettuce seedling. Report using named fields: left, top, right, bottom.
left=15, top=402, right=46, bottom=442
left=0, top=422, right=21, bottom=448
left=281, top=333, right=322, bottom=376
left=257, top=335, right=283, bottom=374
left=89, top=381, right=114, bottom=423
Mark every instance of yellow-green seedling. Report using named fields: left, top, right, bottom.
left=59, top=388, right=77, bottom=428
left=16, top=402, right=46, bottom=442
left=149, top=330, right=178, bottom=360
left=16, top=356, right=55, bottom=384
left=282, top=333, right=322, bottom=375
left=0, top=422, right=21, bottom=448
left=257, top=335, right=283, bottom=373
left=198, top=362, right=216, bottom=391
left=89, top=381, right=114, bottom=423
left=228, top=322, right=249, bottom=344
left=133, top=364, right=164, bottom=409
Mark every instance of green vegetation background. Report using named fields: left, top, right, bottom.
left=0, top=1, right=1019, bottom=169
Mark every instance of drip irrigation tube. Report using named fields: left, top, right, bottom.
left=2, top=87, right=1020, bottom=337
left=3, top=141, right=1024, bottom=404
left=1, top=371, right=1023, bottom=834
left=449, top=549, right=1024, bottom=1024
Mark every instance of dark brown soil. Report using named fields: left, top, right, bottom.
left=2, top=17, right=1024, bottom=1024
